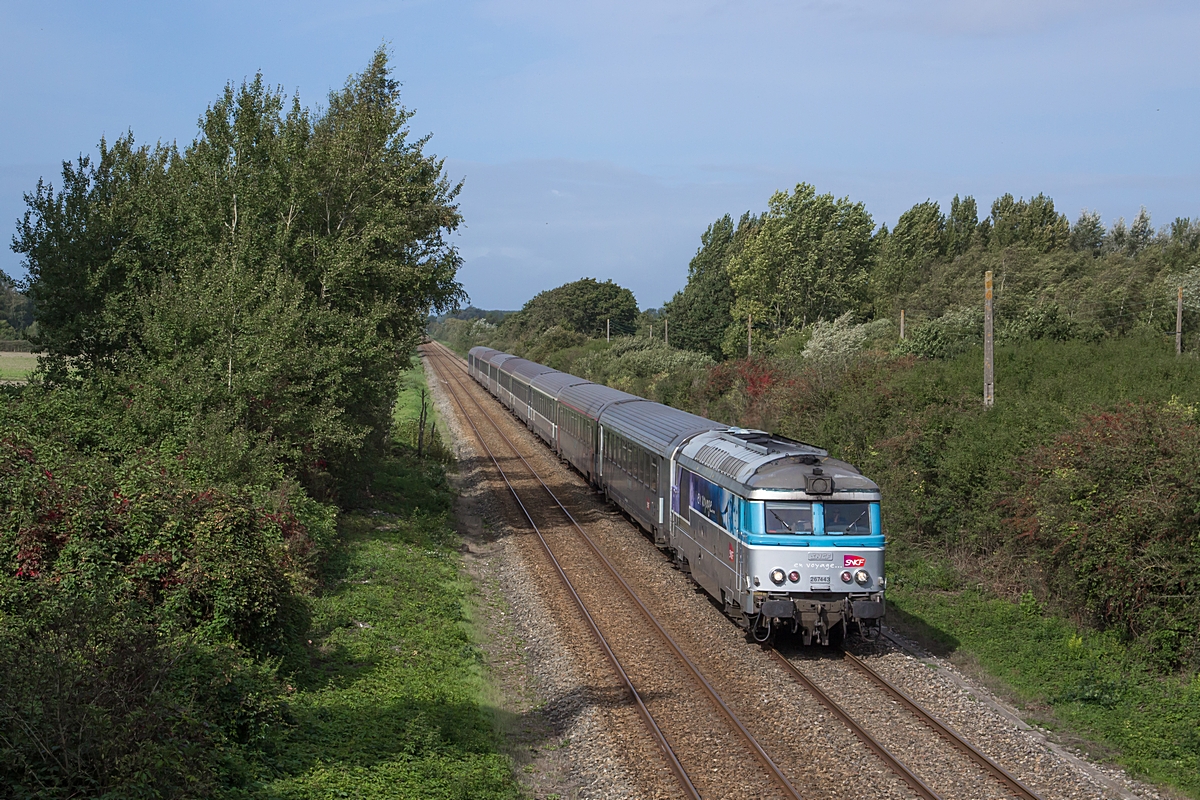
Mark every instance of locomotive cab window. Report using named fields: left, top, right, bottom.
left=765, top=502, right=814, bottom=534
left=823, top=502, right=872, bottom=535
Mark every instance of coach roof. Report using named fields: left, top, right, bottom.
left=502, top=358, right=559, bottom=383
left=557, top=382, right=639, bottom=420
left=599, top=401, right=725, bottom=457
left=530, top=370, right=592, bottom=398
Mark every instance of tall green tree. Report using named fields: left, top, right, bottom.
left=988, top=192, right=1070, bottom=252
left=662, top=213, right=754, bottom=359
left=502, top=277, right=638, bottom=340
left=872, top=200, right=945, bottom=309
left=725, top=183, right=874, bottom=344
left=13, top=48, right=464, bottom=497
left=946, top=194, right=978, bottom=256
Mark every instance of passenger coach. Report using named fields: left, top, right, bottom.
left=467, top=345, right=885, bottom=645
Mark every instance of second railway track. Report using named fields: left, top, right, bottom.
left=423, top=341, right=1050, bottom=800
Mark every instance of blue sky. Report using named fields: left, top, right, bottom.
left=2, top=1, right=1198, bottom=309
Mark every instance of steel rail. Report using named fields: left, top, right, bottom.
left=842, top=651, right=1044, bottom=800
left=424, top=343, right=806, bottom=800
left=765, top=649, right=942, bottom=800
left=421, top=345, right=702, bottom=800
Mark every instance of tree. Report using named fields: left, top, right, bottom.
left=1070, top=210, right=1105, bottom=256
left=1128, top=207, right=1154, bottom=256
left=662, top=213, right=752, bottom=359
left=725, top=183, right=874, bottom=342
left=502, top=277, right=638, bottom=340
left=872, top=200, right=945, bottom=308
left=988, top=193, right=1070, bottom=252
left=0, top=272, right=34, bottom=334
left=946, top=195, right=978, bottom=256
left=13, top=48, right=464, bottom=498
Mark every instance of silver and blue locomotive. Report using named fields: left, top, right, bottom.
left=467, top=346, right=885, bottom=644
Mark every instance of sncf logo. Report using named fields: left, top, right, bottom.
left=844, top=555, right=866, bottom=568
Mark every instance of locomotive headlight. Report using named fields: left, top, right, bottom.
left=854, top=569, right=870, bottom=586
left=840, top=570, right=853, bottom=583
left=769, top=568, right=786, bottom=586
left=788, top=571, right=800, bottom=583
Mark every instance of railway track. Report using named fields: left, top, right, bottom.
left=423, top=341, right=1048, bottom=800
left=422, top=342, right=803, bottom=800
left=771, top=648, right=1046, bottom=800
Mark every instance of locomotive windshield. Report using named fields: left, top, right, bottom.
left=824, top=502, right=872, bottom=535
left=765, top=502, right=814, bottom=534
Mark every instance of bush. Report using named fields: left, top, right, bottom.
left=1010, top=402, right=1200, bottom=669
left=894, top=306, right=982, bottom=359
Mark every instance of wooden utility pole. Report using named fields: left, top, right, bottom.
left=1177, top=286, right=1184, bottom=355
left=984, top=271, right=994, bottom=407
left=899, top=309, right=906, bottom=340
left=606, top=318, right=610, bottom=342
left=747, top=314, right=753, bottom=357
left=664, top=319, right=669, bottom=348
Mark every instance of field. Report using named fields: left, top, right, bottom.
left=0, top=352, right=36, bottom=381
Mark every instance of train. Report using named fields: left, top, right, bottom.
left=466, top=346, right=886, bottom=645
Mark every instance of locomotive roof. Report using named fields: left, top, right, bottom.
left=557, top=382, right=640, bottom=419
left=468, top=346, right=498, bottom=360
left=598, top=400, right=725, bottom=459
left=501, top=358, right=560, bottom=382
left=678, top=429, right=879, bottom=501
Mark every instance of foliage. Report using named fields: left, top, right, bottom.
left=498, top=277, right=636, bottom=341
left=13, top=48, right=464, bottom=500
left=661, top=213, right=748, bottom=360
left=799, top=312, right=870, bottom=371
left=0, top=272, right=34, bottom=337
left=573, top=336, right=713, bottom=406
left=1010, top=403, right=1200, bottom=670
left=0, top=50, right=465, bottom=798
left=893, top=306, right=982, bottom=359
left=725, top=183, right=874, bottom=346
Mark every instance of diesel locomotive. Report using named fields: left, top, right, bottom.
left=466, top=346, right=885, bottom=645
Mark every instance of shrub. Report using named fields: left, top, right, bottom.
left=894, top=306, right=983, bottom=359
left=1009, top=402, right=1200, bottom=669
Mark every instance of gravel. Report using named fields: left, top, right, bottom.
left=427, top=352, right=643, bottom=799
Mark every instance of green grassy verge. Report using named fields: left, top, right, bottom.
left=887, top=585, right=1200, bottom=795
left=0, top=352, right=36, bottom=381
left=257, top=359, right=520, bottom=800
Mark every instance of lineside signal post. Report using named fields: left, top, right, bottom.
left=984, top=271, right=994, bottom=407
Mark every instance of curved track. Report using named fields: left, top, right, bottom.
left=423, top=342, right=803, bottom=800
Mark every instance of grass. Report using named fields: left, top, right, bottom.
left=887, top=574, right=1200, bottom=795
left=0, top=352, right=36, bottom=381
left=253, top=357, right=521, bottom=800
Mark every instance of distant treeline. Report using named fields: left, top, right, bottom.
left=663, top=186, right=1200, bottom=359
left=0, top=273, right=33, bottom=339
